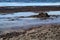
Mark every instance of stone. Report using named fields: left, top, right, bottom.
left=38, top=12, right=50, bottom=18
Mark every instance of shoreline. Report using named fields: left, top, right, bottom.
left=0, top=6, right=60, bottom=13
left=0, top=23, right=60, bottom=40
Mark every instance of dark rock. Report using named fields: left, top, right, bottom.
left=9, top=19, right=15, bottom=21
left=27, top=12, right=50, bottom=18
left=38, top=12, right=50, bottom=18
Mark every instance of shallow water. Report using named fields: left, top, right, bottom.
left=0, top=11, right=60, bottom=29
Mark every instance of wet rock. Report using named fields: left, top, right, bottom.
left=38, top=12, right=50, bottom=18
left=27, top=12, right=50, bottom=18
left=8, top=18, right=19, bottom=21
left=9, top=19, right=15, bottom=21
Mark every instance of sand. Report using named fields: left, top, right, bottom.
left=0, top=23, right=60, bottom=40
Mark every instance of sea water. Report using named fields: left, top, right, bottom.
left=0, top=11, right=60, bottom=29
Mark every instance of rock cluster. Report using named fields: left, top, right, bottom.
left=38, top=12, right=50, bottom=18
left=28, top=12, right=50, bottom=18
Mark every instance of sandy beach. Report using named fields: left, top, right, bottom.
left=0, top=23, right=60, bottom=40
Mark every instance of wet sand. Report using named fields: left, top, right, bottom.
left=0, top=23, right=60, bottom=40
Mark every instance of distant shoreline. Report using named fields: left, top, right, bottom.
left=0, top=6, right=60, bottom=13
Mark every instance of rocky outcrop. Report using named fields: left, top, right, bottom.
left=28, top=12, right=50, bottom=18
left=38, top=12, right=50, bottom=18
